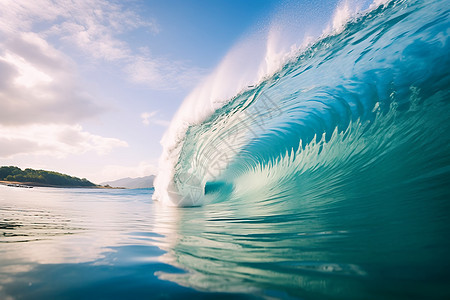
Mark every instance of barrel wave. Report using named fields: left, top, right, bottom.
left=153, top=0, right=450, bottom=298
left=154, top=0, right=449, bottom=207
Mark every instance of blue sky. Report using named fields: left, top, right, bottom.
left=0, top=0, right=371, bottom=183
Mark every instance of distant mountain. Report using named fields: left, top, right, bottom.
left=101, top=175, right=155, bottom=189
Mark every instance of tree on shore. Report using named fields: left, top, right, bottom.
left=0, top=166, right=96, bottom=187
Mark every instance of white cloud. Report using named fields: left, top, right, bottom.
left=141, top=111, right=158, bottom=126
left=141, top=111, right=170, bottom=127
left=2, top=52, right=52, bottom=87
left=0, top=124, right=128, bottom=158
left=0, top=29, right=103, bottom=126
left=0, top=0, right=201, bottom=161
left=125, top=55, right=207, bottom=90
left=0, top=0, right=204, bottom=91
left=49, top=4, right=151, bottom=62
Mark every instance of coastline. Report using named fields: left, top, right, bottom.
left=0, top=180, right=125, bottom=189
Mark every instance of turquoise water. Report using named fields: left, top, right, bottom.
left=153, top=0, right=449, bottom=298
left=156, top=0, right=449, bottom=208
left=1, top=183, right=448, bottom=299
left=2, top=0, right=450, bottom=299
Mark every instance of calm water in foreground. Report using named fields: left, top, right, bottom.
left=1, top=185, right=449, bottom=299
left=0, top=186, right=255, bottom=300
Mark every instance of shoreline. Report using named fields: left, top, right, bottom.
left=0, top=180, right=125, bottom=189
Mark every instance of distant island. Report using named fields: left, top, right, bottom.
left=0, top=166, right=155, bottom=189
left=101, top=175, right=155, bottom=189
left=0, top=166, right=97, bottom=188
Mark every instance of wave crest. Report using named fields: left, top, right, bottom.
left=154, top=0, right=450, bottom=207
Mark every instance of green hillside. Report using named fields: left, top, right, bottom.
left=0, top=166, right=96, bottom=187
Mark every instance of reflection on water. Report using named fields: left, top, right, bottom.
left=154, top=187, right=450, bottom=300
left=0, top=186, right=254, bottom=299
left=1, top=183, right=449, bottom=299
left=0, top=186, right=154, bottom=265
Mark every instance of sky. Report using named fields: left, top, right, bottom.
left=0, top=0, right=360, bottom=183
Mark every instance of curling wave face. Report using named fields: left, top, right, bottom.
left=152, top=0, right=450, bottom=298
left=154, top=0, right=449, bottom=207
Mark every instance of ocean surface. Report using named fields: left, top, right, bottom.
left=0, top=183, right=448, bottom=300
left=0, top=186, right=257, bottom=299
left=2, top=0, right=450, bottom=299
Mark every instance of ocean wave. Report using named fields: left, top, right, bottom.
left=153, top=0, right=449, bottom=207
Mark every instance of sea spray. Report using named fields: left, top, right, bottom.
left=153, top=0, right=385, bottom=206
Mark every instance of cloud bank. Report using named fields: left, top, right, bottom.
left=0, top=0, right=202, bottom=160
left=0, top=124, right=128, bottom=158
